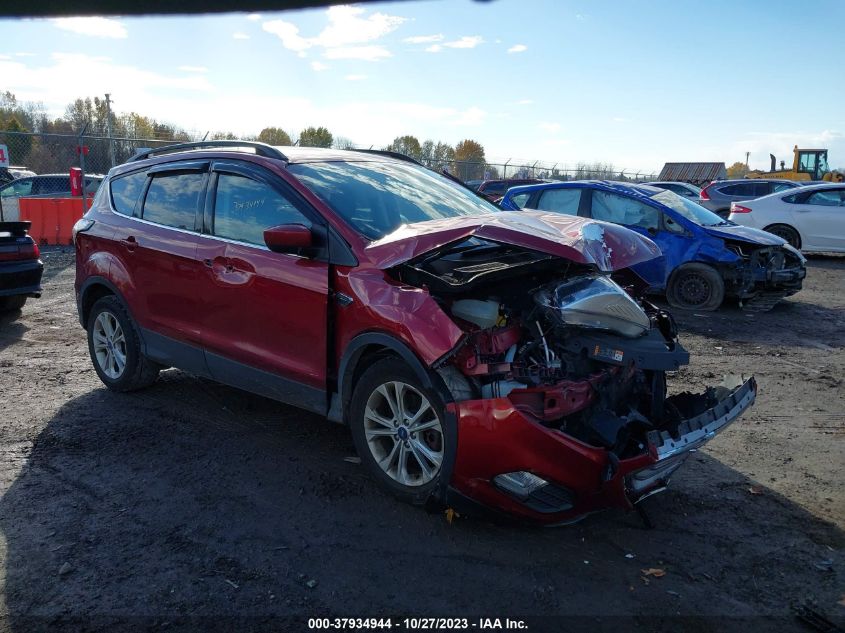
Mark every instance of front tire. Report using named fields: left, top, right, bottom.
left=87, top=295, right=160, bottom=391
left=764, top=224, right=801, bottom=249
left=667, top=263, right=725, bottom=311
left=349, top=357, right=451, bottom=505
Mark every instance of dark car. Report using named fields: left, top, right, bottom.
left=0, top=173, right=103, bottom=198
left=699, top=179, right=800, bottom=218
left=74, top=141, right=755, bottom=525
left=476, top=178, right=543, bottom=202
left=500, top=180, right=806, bottom=311
left=0, top=221, right=43, bottom=312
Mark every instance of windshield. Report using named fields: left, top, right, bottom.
left=651, top=189, right=728, bottom=226
left=288, top=161, right=498, bottom=241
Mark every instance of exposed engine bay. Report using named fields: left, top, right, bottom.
left=393, top=236, right=729, bottom=460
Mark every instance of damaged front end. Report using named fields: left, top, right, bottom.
left=723, top=241, right=806, bottom=311
left=389, top=221, right=756, bottom=523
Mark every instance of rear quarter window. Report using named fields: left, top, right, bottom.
left=110, top=171, right=148, bottom=216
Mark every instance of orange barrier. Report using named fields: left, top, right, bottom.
left=18, top=197, right=94, bottom=245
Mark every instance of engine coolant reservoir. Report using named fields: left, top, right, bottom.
left=451, top=299, right=500, bottom=328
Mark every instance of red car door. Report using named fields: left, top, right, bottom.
left=195, top=161, right=330, bottom=413
left=108, top=162, right=209, bottom=375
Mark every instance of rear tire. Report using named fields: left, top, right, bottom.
left=87, top=295, right=160, bottom=391
left=349, top=357, right=452, bottom=506
left=0, top=296, right=27, bottom=312
left=667, top=263, right=725, bottom=311
left=763, top=224, right=801, bottom=249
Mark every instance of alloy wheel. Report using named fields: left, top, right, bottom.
left=92, top=311, right=127, bottom=379
left=363, top=381, right=443, bottom=487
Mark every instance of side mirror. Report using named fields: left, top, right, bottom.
left=264, top=224, right=313, bottom=254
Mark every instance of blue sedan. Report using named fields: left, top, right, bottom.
left=500, top=181, right=806, bottom=311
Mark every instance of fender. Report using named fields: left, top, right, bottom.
left=77, top=275, right=135, bottom=330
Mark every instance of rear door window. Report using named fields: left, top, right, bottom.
left=110, top=171, right=148, bottom=216
left=806, top=190, right=844, bottom=207
left=591, top=190, right=659, bottom=230
left=772, top=182, right=796, bottom=193
left=142, top=172, right=205, bottom=230
left=213, top=173, right=311, bottom=246
left=720, top=183, right=755, bottom=196
left=536, top=188, right=581, bottom=215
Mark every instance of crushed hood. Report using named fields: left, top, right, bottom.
left=364, top=211, right=663, bottom=271
left=702, top=223, right=786, bottom=247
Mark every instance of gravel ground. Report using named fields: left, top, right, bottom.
left=0, top=247, right=842, bottom=632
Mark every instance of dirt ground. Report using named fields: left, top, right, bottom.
left=0, top=248, right=842, bottom=632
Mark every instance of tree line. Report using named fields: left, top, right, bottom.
left=0, top=92, right=502, bottom=180
left=1, top=91, right=629, bottom=182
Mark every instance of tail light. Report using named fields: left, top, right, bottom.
left=700, top=184, right=712, bottom=201
left=0, top=240, right=40, bottom=262
left=72, top=218, right=95, bottom=244
left=731, top=203, right=752, bottom=214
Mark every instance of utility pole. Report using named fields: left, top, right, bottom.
left=105, top=93, right=116, bottom=168
left=745, top=151, right=750, bottom=168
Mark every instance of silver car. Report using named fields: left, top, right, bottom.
left=699, top=179, right=800, bottom=218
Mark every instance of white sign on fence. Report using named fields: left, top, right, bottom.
left=0, top=144, right=9, bottom=168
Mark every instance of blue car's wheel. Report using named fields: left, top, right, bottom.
left=667, top=263, right=725, bottom=311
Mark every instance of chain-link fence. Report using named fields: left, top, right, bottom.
left=0, top=130, right=657, bottom=186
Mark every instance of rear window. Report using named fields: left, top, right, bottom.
left=141, top=172, right=205, bottom=230
left=110, top=171, right=147, bottom=216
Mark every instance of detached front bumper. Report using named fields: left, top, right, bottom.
left=446, top=376, right=757, bottom=524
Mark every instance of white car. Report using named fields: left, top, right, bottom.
left=727, top=183, right=845, bottom=253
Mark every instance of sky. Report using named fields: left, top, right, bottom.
left=1, top=0, right=844, bottom=173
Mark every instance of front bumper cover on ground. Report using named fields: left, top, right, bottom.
left=446, top=375, right=757, bottom=524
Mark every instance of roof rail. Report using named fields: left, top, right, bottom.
left=353, top=149, right=424, bottom=166
left=128, top=140, right=288, bottom=163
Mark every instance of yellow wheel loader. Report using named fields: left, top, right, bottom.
left=747, top=146, right=844, bottom=182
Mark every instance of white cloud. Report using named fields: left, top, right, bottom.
left=316, top=5, right=406, bottom=48
left=444, top=36, right=484, bottom=49
left=246, top=13, right=261, bottom=21
left=52, top=17, right=127, bottom=39
left=507, top=44, right=527, bottom=54
left=539, top=122, right=562, bottom=133
left=517, top=99, right=534, bottom=105
left=425, top=44, right=442, bottom=53
left=0, top=55, right=10, bottom=61
left=263, top=5, right=405, bottom=61
left=311, top=61, right=329, bottom=71
left=345, top=74, right=367, bottom=81
left=0, top=53, right=213, bottom=118
left=178, top=65, right=208, bottom=73
left=262, top=19, right=311, bottom=52
left=324, top=46, right=391, bottom=61
left=15, top=52, right=36, bottom=57
left=233, top=31, right=250, bottom=40
left=403, top=34, right=443, bottom=44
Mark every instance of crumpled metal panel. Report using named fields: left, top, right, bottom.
left=363, top=210, right=662, bottom=272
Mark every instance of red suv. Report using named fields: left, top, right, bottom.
left=74, top=141, right=756, bottom=524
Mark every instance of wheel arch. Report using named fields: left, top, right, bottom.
left=337, top=332, right=447, bottom=426
left=78, top=276, right=132, bottom=330
left=762, top=222, right=803, bottom=249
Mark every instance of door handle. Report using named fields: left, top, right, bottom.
left=204, top=258, right=213, bottom=267
left=120, top=236, right=137, bottom=251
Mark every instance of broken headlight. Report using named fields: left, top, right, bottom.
left=535, top=275, right=650, bottom=338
